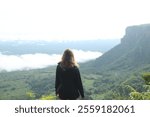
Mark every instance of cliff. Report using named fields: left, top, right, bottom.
left=91, top=24, right=150, bottom=72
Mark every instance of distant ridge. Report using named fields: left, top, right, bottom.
left=0, top=39, right=119, bottom=55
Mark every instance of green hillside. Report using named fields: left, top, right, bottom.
left=0, top=68, right=56, bottom=99
left=83, top=24, right=150, bottom=99
left=90, top=24, right=150, bottom=72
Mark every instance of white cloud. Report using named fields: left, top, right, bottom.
left=72, top=49, right=102, bottom=63
left=0, top=50, right=102, bottom=72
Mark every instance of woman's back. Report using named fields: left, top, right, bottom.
left=55, top=63, right=84, bottom=100
left=55, top=49, right=84, bottom=100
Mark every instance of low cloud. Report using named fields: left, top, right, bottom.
left=0, top=49, right=102, bottom=72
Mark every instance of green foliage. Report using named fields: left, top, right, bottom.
left=130, top=92, right=143, bottom=100
left=40, top=95, right=56, bottom=100
left=129, top=72, right=150, bottom=100
left=0, top=67, right=56, bottom=100
left=0, top=66, right=113, bottom=100
left=142, top=72, right=150, bottom=85
left=0, top=64, right=150, bottom=100
left=142, top=92, right=150, bottom=100
left=26, top=91, right=36, bottom=100
left=130, top=92, right=150, bottom=100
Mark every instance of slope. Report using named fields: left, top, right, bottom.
left=91, top=24, right=150, bottom=72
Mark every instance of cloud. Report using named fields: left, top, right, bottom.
left=0, top=50, right=102, bottom=72
left=72, top=49, right=102, bottom=63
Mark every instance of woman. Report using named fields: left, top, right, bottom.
left=55, top=49, right=84, bottom=100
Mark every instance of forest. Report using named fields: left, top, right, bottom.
left=0, top=64, right=150, bottom=100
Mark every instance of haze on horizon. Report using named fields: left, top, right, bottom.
left=0, top=0, right=150, bottom=41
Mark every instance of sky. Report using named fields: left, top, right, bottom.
left=0, top=0, right=150, bottom=41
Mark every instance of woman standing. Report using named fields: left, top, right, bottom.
left=55, top=49, right=84, bottom=100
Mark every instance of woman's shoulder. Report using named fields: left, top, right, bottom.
left=73, top=65, right=79, bottom=69
left=57, top=62, right=61, bottom=66
left=72, top=65, right=80, bottom=73
left=57, top=62, right=79, bottom=70
left=58, top=62, right=77, bottom=67
left=57, top=62, right=63, bottom=69
left=56, top=62, right=62, bottom=70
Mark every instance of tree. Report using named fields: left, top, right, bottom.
left=130, top=72, right=150, bottom=100
left=142, top=72, right=150, bottom=85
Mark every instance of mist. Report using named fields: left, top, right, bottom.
left=0, top=49, right=102, bottom=72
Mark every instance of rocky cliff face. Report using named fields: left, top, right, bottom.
left=121, top=24, right=150, bottom=45
left=92, top=24, right=150, bottom=71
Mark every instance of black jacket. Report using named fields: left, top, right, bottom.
left=55, top=63, right=84, bottom=99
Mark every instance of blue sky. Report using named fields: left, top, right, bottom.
left=0, top=0, right=150, bottom=41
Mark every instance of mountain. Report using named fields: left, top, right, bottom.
left=0, top=24, right=150, bottom=100
left=90, top=24, right=150, bottom=72
left=79, top=24, right=150, bottom=99
left=0, top=39, right=119, bottom=55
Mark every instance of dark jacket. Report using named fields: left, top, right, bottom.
left=55, top=63, right=84, bottom=100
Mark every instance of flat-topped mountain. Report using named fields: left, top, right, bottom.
left=91, top=24, right=150, bottom=72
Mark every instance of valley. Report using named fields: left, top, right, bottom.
left=0, top=24, right=150, bottom=100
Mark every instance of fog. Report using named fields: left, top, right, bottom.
left=0, top=49, right=102, bottom=72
